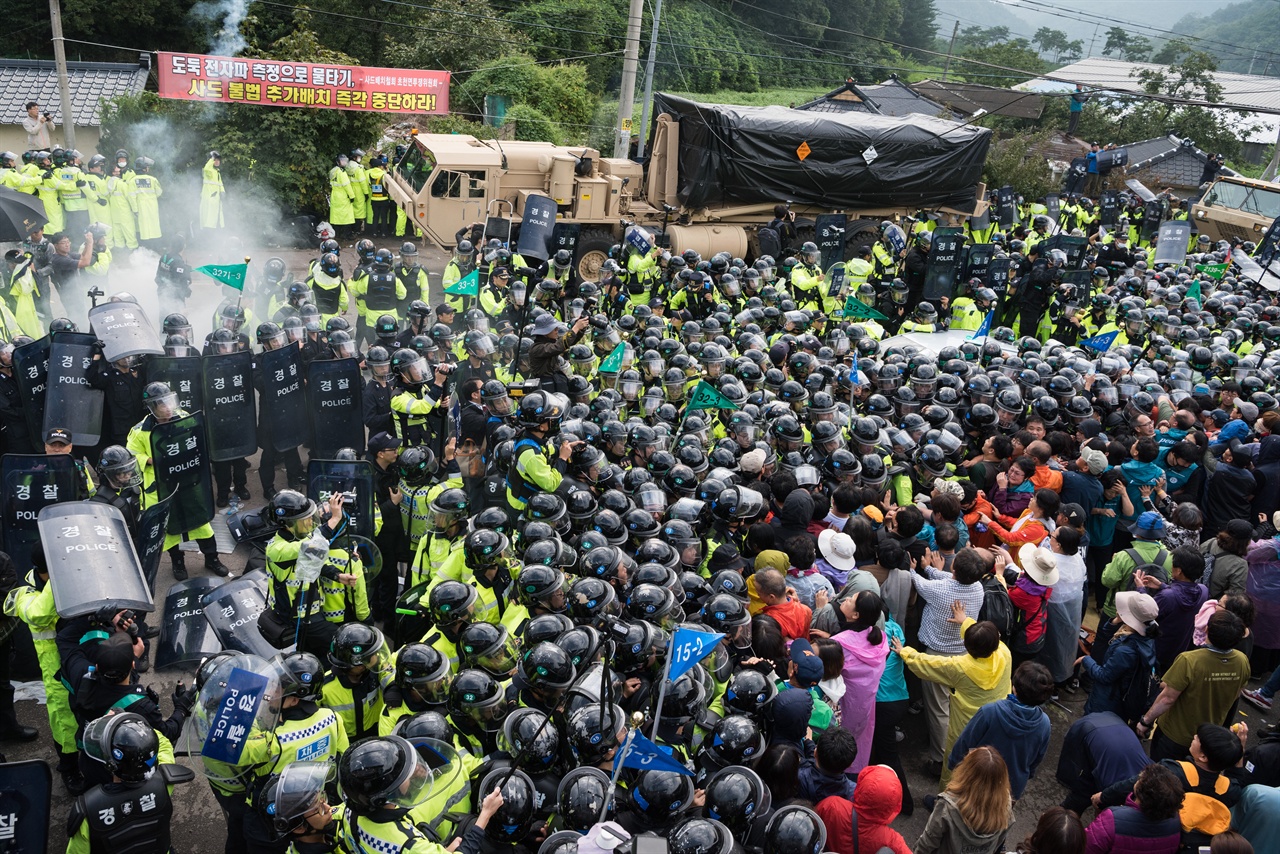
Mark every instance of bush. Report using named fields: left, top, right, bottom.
left=503, top=104, right=562, bottom=144
left=456, top=55, right=597, bottom=144
left=983, top=130, right=1058, bottom=201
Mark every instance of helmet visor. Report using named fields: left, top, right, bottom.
left=475, top=636, right=521, bottom=677
left=271, top=762, right=336, bottom=838
left=486, top=392, right=514, bottom=417
left=468, top=335, right=496, bottom=358
left=146, top=392, right=180, bottom=420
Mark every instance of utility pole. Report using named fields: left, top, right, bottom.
left=1088, top=23, right=1102, bottom=58
left=942, top=21, right=959, bottom=82
left=635, top=0, right=664, bottom=160
left=1263, top=124, right=1280, bottom=181
left=615, top=0, right=644, bottom=159
left=1249, top=51, right=1258, bottom=76
left=49, top=0, right=76, bottom=149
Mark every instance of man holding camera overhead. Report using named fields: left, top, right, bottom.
left=23, top=101, right=55, bottom=149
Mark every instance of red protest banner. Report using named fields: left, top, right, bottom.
left=157, top=52, right=450, bottom=115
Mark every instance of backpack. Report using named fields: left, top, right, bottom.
left=1198, top=548, right=1216, bottom=587
left=1009, top=589, right=1048, bottom=655
left=978, top=575, right=1016, bottom=641
left=1175, top=762, right=1233, bottom=838
left=1118, top=637, right=1159, bottom=726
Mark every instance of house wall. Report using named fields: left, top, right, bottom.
left=0, top=125, right=102, bottom=157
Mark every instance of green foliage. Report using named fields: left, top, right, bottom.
left=0, top=0, right=201, bottom=60
left=1169, top=1, right=1280, bottom=75
left=502, top=0, right=625, bottom=94
left=1102, top=27, right=1152, bottom=62
left=956, top=26, right=1011, bottom=50
left=503, top=104, right=562, bottom=144
left=959, top=41, right=1047, bottom=88
left=897, top=0, right=939, bottom=57
left=454, top=55, right=597, bottom=143
left=983, top=130, right=1057, bottom=200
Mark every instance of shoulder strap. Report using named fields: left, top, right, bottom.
left=851, top=808, right=859, bottom=854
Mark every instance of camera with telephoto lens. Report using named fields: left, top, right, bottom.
left=592, top=612, right=633, bottom=644
left=87, top=285, right=104, bottom=302
left=436, top=362, right=456, bottom=375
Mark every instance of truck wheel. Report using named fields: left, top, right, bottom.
left=575, top=229, right=615, bottom=282
left=844, top=219, right=881, bottom=260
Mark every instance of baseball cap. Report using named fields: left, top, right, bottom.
left=1060, top=503, right=1087, bottom=527
left=44, top=427, right=71, bottom=445
left=738, top=448, right=766, bottom=475
left=1080, top=447, right=1107, bottom=475
left=788, top=639, right=825, bottom=687
left=368, top=432, right=401, bottom=453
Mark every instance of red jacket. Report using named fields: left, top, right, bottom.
left=816, top=766, right=912, bottom=854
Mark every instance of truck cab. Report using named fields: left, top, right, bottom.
left=1191, top=175, right=1280, bottom=244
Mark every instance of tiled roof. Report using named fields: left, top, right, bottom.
left=1116, top=134, right=1239, bottom=189
left=796, top=75, right=950, bottom=118
left=795, top=80, right=881, bottom=114
left=0, top=57, right=150, bottom=128
left=912, top=79, right=1044, bottom=120
left=859, top=76, right=950, bottom=118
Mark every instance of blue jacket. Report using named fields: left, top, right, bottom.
left=798, top=761, right=854, bottom=803
left=947, top=694, right=1050, bottom=798
left=1082, top=632, right=1156, bottom=719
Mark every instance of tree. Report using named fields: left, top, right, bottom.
left=1033, top=27, right=1069, bottom=59
left=454, top=55, right=597, bottom=144
left=957, top=25, right=1011, bottom=50
left=960, top=39, right=1047, bottom=88
left=897, top=0, right=939, bottom=58
left=1061, top=40, right=1084, bottom=61
left=982, top=130, right=1057, bottom=201
left=1101, top=27, right=1151, bottom=61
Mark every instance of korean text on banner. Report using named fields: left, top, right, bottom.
left=158, top=53, right=450, bottom=115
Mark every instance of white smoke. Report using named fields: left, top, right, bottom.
left=193, top=0, right=250, bottom=57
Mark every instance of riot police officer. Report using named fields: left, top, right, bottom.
left=67, top=712, right=194, bottom=854
left=321, top=622, right=392, bottom=744
left=353, top=248, right=405, bottom=348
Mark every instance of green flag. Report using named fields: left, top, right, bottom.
left=1193, top=264, right=1226, bottom=282
left=598, top=342, right=626, bottom=374
left=195, top=262, right=248, bottom=291
left=842, top=296, right=889, bottom=321
left=686, top=380, right=740, bottom=413
left=444, top=269, right=479, bottom=297
left=1185, top=280, right=1202, bottom=301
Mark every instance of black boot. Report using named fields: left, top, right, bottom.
left=170, top=548, right=188, bottom=581
left=59, top=752, right=86, bottom=794
left=0, top=684, right=38, bottom=742
left=204, top=550, right=230, bottom=578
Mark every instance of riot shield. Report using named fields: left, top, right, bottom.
left=258, top=345, right=308, bottom=452
left=137, top=497, right=172, bottom=595
left=200, top=570, right=281, bottom=659
left=883, top=224, right=907, bottom=256
left=963, top=244, right=995, bottom=283
left=43, top=332, right=103, bottom=447
left=997, top=186, right=1017, bottom=228
left=1124, top=178, right=1156, bottom=203
left=1155, top=221, right=1192, bottom=267
left=985, top=257, right=1014, bottom=300
left=551, top=222, right=582, bottom=258
left=156, top=576, right=223, bottom=671
left=150, top=412, right=215, bottom=535
left=145, top=355, right=204, bottom=412
left=0, top=759, right=51, bottom=854
left=824, top=262, right=847, bottom=303
left=39, top=502, right=153, bottom=617
left=88, top=303, right=164, bottom=363
left=12, top=335, right=50, bottom=445
left=346, top=535, right=383, bottom=580
left=1258, top=214, right=1280, bottom=268
left=1041, top=235, right=1088, bottom=270
left=1232, top=247, right=1280, bottom=292
left=1045, top=194, right=1060, bottom=229
left=0, top=453, right=78, bottom=572
left=308, top=359, right=364, bottom=460
left=815, top=214, right=848, bottom=271
left=202, top=351, right=257, bottom=461
left=1141, top=200, right=1165, bottom=244
left=308, top=458, right=377, bottom=538
left=516, top=194, right=556, bottom=263
left=922, top=228, right=964, bottom=302
left=1099, top=191, right=1120, bottom=228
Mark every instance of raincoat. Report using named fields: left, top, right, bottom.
left=199, top=157, right=224, bottom=229
left=833, top=624, right=889, bottom=774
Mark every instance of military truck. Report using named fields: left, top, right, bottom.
left=1190, top=174, right=1280, bottom=244
left=384, top=94, right=992, bottom=280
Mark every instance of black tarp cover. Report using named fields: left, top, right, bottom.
left=651, top=93, right=991, bottom=212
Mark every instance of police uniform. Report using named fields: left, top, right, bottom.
left=505, top=433, right=565, bottom=513
left=307, top=267, right=350, bottom=326
left=396, top=263, right=429, bottom=314
left=3, top=569, right=78, bottom=769
left=321, top=668, right=391, bottom=743
left=66, top=735, right=180, bottom=854
left=390, top=376, right=445, bottom=448
left=351, top=266, right=405, bottom=346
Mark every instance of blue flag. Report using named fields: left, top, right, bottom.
left=1079, top=330, right=1119, bottom=352
left=968, top=310, right=994, bottom=340
left=201, top=667, right=270, bottom=763
left=613, top=731, right=694, bottom=776
left=668, top=627, right=725, bottom=682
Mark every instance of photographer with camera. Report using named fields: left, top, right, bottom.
left=23, top=101, right=55, bottom=150
left=528, top=312, right=589, bottom=395
left=46, top=230, right=93, bottom=324
left=59, top=607, right=195, bottom=788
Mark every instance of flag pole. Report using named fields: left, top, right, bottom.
left=600, top=721, right=640, bottom=823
